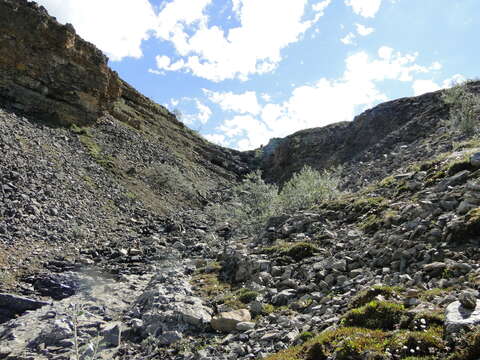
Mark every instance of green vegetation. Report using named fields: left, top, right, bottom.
left=349, top=285, right=403, bottom=309
left=237, top=288, right=259, bottom=304
left=449, top=327, right=480, bottom=360
left=209, top=166, right=341, bottom=237
left=442, top=81, right=480, bottom=133
left=341, top=301, right=405, bottom=330
left=260, top=242, right=319, bottom=262
left=277, top=166, right=341, bottom=213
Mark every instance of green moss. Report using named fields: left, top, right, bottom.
left=449, top=327, right=480, bottom=360
left=284, top=242, right=318, bottom=261
left=359, top=214, right=384, bottom=234
left=352, top=197, right=387, bottom=214
left=378, top=175, right=396, bottom=188
left=298, top=331, right=315, bottom=342
left=70, top=123, right=90, bottom=136
left=342, top=301, right=405, bottom=330
left=450, top=207, right=480, bottom=242
left=389, top=327, right=444, bottom=357
left=349, top=285, right=403, bottom=309
left=237, top=289, right=259, bottom=304
left=261, top=242, right=318, bottom=261
left=78, top=134, right=116, bottom=171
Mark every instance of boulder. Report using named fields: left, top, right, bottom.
left=211, top=309, right=251, bottom=333
left=471, top=152, right=480, bottom=168
left=445, top=300, right=480, bottom=334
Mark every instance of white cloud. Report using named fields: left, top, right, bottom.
left=345, top=0, right=382, bottom=18
left=196, top=100, right=212, bottom=124
left=412, top=80, right=441, bottom=96
left=204, top=90, right=262, bottom=115
left=210, top=47, right=442, bottom=150
left=153, top=0, right=332, bottom=82
left=204, top=133, right=228, bottom=146
left=412, top=73, right=467, bottom=96
left=356, top=23, right=375, bottom=36
left=341, top=33, right=356, bottom=45
left=36, top=0, right=156, bottom=61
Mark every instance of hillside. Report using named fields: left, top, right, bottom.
left=1, top=1, right=480, bottom=360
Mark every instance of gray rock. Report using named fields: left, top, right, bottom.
left=101, top=322, right=121, bottom=347
left=236, top=321, right=255, bottom=331
left=272, top=289, right=296, bottom=306
left=0, top=293, right=49, bottom=314
left=459, top=291, right=477, bottom=310
left=445, top=300, right=480, bottom=333
left=471, top=152, right=480, bottom=168
left=158, top=330, right=183, bottom=345
left=331, top=259, right=347, bottom=272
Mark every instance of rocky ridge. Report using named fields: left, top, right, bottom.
left=1, top=1, right=480, bottom=359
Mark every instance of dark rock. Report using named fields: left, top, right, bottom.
left=33, top=274, right=80, bottom=300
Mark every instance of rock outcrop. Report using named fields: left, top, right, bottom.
left=0, top=0, right=121, bottom=126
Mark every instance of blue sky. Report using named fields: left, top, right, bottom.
left=37, top=0, right=478, bottom=150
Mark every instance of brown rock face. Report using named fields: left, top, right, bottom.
left=0, top=0, right=121, bottom=126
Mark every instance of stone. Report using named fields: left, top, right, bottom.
left=158, top=330, right=183, bottom=345
left=0, top=293, right=49, bottom=314
left=101, top=322, right=121, bottom=347
left=459, top=291, right=477, bottom=310
left=331, top=259, right=347, bottom=272
left=236, top=322, right=255, bottom=331
left=471, top=152, right=480, bottom=168
left=423, top=262, right=447, bottom=277
left=211, top=309, right=251, bottom=333
left=272, top=289, right=296, bottom=306
left=445, top=300, right=480, bottom=334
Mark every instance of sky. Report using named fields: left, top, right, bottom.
left=36, top=0, right=478, bottom=150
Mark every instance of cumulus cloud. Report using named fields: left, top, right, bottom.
left=356, top=23, right=375, bottom=36
left=207, top=47, right=443, bottom=150
left=36, top=0, right=156, bottom=61
left=412, top=80, right=441, bottom=96
left=341, top=33, right=356, bottom=45
left=412, top=74, right=467, bottom=96
left=345, top=0, right=382, bottom=18
left=341, top=23, right=374, bottom=45
left=204, top=90, right=261, bottom=115
left=152, top=0, right=332, bottom=82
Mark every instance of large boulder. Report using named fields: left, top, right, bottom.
left=211, top=309, right=251, bottom=333
left=445, top=300, right=480, bottom=334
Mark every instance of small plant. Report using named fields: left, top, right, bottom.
left=209, top=170, right=278, bottom=236
left=277, top=166, right=341, bottom=213
left=442, top=82, right=480, bottom=133
left=68, top=304, right=101, bottom=360
left=237, top=288, right=259, bottom=304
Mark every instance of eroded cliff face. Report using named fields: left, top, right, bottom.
left=261, top=90, right=452, bottom=185
left=0, top=0, right=122, bottom=126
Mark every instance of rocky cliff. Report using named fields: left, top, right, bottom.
left=261, top=83, right=480, bottom=188
left=2, top=1, right=480, bottom=360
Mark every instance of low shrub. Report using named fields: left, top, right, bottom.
left=442, top=82, right=480, bottom=133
